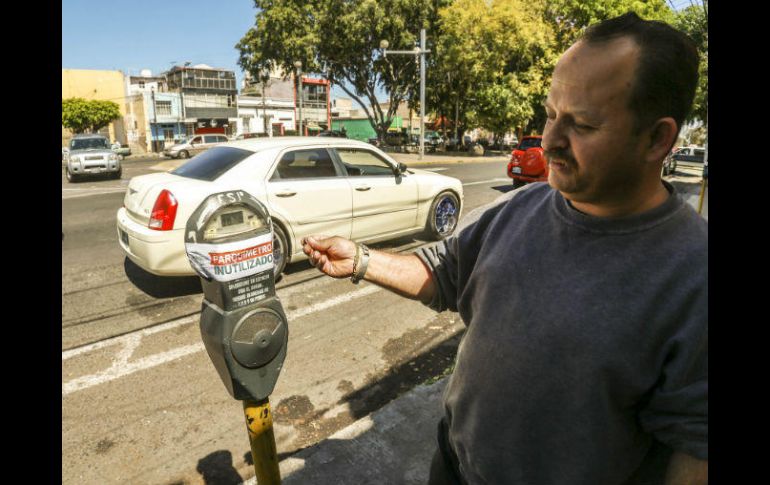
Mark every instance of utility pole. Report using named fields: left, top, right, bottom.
left=294, top=61, right=303, bottom=136
left=380, top=29, right=431, bottom=160
left=151, top=86, right=158, bottom=152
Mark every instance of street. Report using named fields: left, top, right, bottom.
left=62, top=154, right=512, bottom=484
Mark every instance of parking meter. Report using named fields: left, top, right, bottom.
left=186, top=190, right=287, bottom=484
left=185, top=190, right=288, bottom=401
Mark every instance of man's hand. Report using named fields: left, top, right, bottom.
left=302, top=235, right=357, bottom=278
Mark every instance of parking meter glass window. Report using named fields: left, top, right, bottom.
left=203, top=204, right=267, bottom=242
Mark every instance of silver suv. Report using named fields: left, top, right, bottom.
left=65, top=134, right=122, bottom=182
left=163, top=134, right=229, bottom=159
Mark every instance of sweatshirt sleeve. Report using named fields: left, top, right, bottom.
left=415, top=237, right=460, bottom=313
left=638, top=294, right=708, bottom=460
left=414, top=187, right=525, bottom=314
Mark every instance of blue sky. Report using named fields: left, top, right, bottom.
left=62, top=0, right=359, bottom=100
left=63, top=0, right=257, bottom=87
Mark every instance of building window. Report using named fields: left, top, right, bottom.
left=156, top=100, right=172, bottom=116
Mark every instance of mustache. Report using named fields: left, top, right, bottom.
left=543, top=149, right=576, bottom=165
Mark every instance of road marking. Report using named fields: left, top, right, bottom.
left=62, top=188, right=126, bottom=200
left=462, top=177, right=510, bottom=186
left=62, top=285, right=382, bottom=396
left=423, top=167, right=448, bottom=172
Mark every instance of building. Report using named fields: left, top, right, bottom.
left=61, top=69, right=128, bottom=147
left=297, top=77, right=331, bottom=135
left=124, top=70, right=168, bottom=153
left=164, top=64, right=239, bottom=140
left=238, top=69, right=332, bottom=136
left=237, top=69, right=296, bottom=135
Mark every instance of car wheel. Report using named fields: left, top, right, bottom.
left=512, top=179, right=525, bottom=189
left=113, top=168, right=122, bottom=180
left=66, top=169, right=78, bottom=183
left=426, top=191, right=460, bottom=241
left=272, top=224, right=289, bottom=280
left=178, top=150, right=189, bottom=159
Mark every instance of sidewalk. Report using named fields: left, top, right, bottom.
left=243, top=378, right=448, bottom=485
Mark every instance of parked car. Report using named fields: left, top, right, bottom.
left=111, top=142, right=131, bottom=159
left=663, top=146, right=706, bottom=176
left=117, top=137, right=463, bottom=278
left=163, top=134, right=230, bottom=159
left=671, top=146, right=705, bottom=164
left=507, top=135, right=546, bottom=188
left=65, top=134, right=122, bottom=182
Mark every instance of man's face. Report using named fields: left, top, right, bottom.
left=543, top=37, right=649, bottom=208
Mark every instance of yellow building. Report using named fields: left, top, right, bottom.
left=61, top=69, right=127, bottom=146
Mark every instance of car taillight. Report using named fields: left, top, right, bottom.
left=149, top=189, right=178, bottom=231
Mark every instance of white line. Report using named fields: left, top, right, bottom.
left=62, top=285, right=382, bottom=395
left=62, top=315, right=198, bottom=360
left=423, top=167, right=448, bottom=172
left=63, top=344, right=204, bottom=396
left=462, top=178, right=510, bottom=186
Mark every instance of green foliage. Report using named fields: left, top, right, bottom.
left=673, top=3, right=707, bottom=124
left=430, top=0, right=553, bottom=141
left=61, top=98, right=121, bottom=134
left=237, top=0, right=448, bottom=140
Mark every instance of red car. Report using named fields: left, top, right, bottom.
left=507, top=135, right=547, bottom=188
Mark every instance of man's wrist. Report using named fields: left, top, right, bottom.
left=351, top=244, right=370, bottom=283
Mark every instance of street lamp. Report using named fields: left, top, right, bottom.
left=260, top=68, right=271, bottom=137
left=380, top=29, right=430, bottom=160
left=294, top=60, right=303, bottom=136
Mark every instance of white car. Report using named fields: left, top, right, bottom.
left=117, top=137, right=463, bottom=277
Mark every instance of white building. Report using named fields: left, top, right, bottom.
left=236, top=96, right=296, bottom=135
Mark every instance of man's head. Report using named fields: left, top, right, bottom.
left=542, top=12, right=700, bottom=216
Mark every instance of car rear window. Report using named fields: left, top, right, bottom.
left=518, top=138, right=542, bottom=150
left=171, top=146, right=254, bottom=181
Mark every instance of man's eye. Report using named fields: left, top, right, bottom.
left=575, top=123, right=595, bottom=131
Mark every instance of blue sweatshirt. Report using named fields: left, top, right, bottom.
left=417, top=182, right=707, bottom=484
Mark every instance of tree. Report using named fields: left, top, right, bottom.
left=429, top=0, right=553, bottom=144
left=62, top=98, right=121, bottom=134
left=237, top=0, right=449, bottom=142
left=672, top=1, right=707, bottom=125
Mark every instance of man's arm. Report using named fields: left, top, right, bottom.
left=664, top=451, right=708, bottom=485
left=302, top=236, right=436, bottom=304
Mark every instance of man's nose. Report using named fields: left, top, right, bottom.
left=541, top=118, right=567, bottom=153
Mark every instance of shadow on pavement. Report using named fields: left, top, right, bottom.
left=196, top=450, right=244, bottom=485
left=123, top=257, right=202, bottom=298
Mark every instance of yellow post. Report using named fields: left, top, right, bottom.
left=697, top=177, right=707, bottom=215
left=243, top=398, right=281, bottom=485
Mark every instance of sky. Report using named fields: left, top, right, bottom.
left=63, top=0, right=256, bottom=83
left=62, top=0, right=354, bottom=99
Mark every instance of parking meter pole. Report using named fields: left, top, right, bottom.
left=244, top=398, right=281, bottom=485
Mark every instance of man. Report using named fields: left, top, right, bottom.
left=302, top=12, right=707, bottom=485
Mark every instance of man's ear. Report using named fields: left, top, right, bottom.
left=645, top=117, right=679, bottom=164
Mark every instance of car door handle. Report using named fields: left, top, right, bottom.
left=355, top=185, right=371, bottom=191
left=275, top=190, right=296, bottom=197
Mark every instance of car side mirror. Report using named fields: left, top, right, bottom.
left=394, top=162, right=407, bottom=175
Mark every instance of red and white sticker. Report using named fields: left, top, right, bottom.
left=185, top=233, right=274, bottom=282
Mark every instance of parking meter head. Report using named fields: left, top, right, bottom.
left=185, top=190, right=289, bottom=401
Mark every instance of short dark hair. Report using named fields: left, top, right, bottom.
left=581, top=12, right=699, bottom=135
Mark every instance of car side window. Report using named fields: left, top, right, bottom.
left=270, top=148, right=338, bottom=180
left=217, top=135, right=228, bottom=143
left=203, top=135, right=219, bottom=144
left=191, top=136, right=202, bottom=144
left=335, top=149, right=394, bottom=176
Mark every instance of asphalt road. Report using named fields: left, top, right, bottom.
left=61, top=153, right=514, bottom=485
